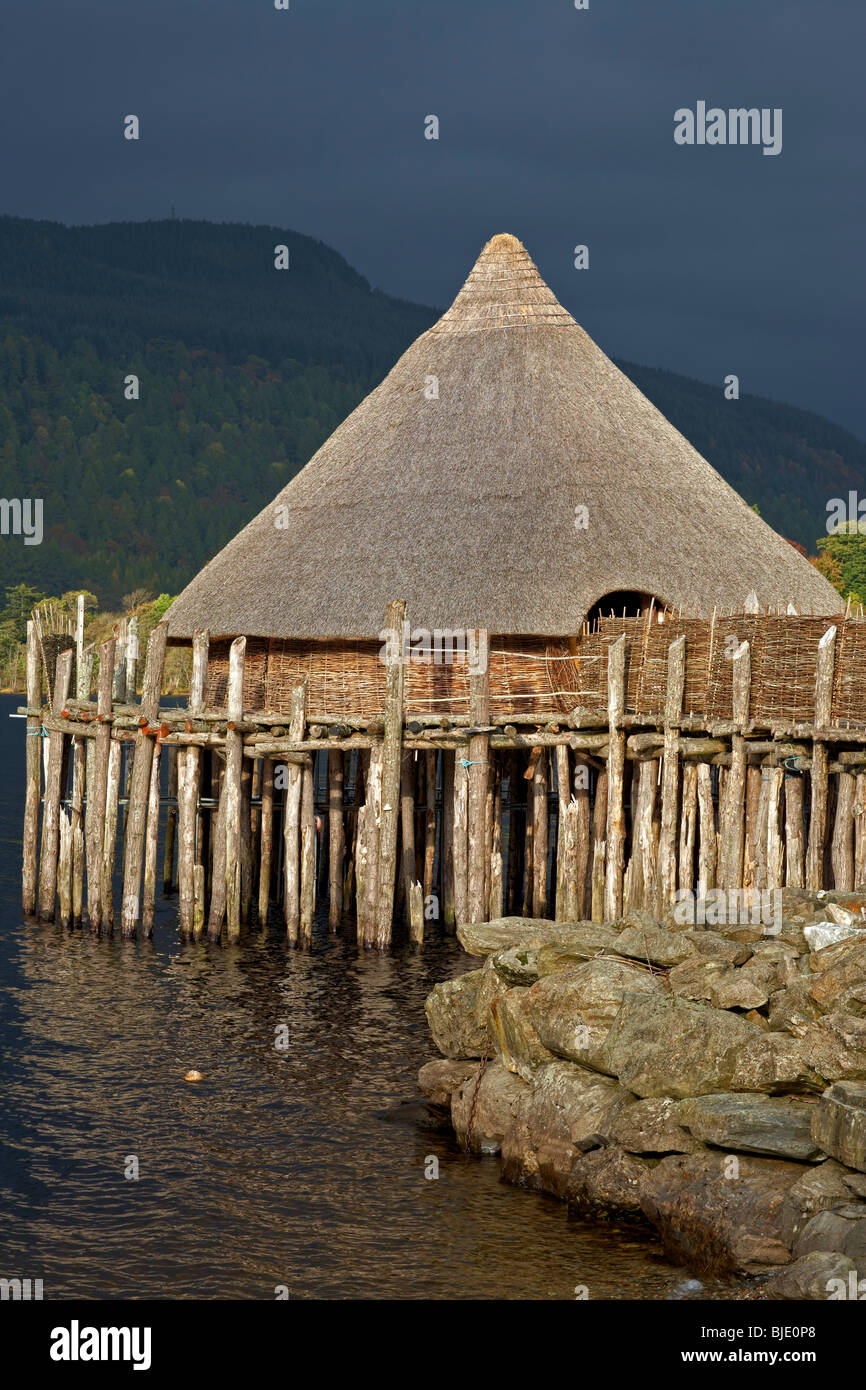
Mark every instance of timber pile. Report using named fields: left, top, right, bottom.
left=19, top=605, right=866, bottom=946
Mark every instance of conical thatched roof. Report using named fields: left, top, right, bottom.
left=167, top=233, right=841, bottom=640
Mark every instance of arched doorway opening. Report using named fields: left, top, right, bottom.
left=584, top=589, right=665, bottom=627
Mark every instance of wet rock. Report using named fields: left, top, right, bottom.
left=801, top=1015, right=866, bottom=1082
left=450, top=1059, right=528, bottom=1154
left=500, top=1060, right=630, bottom=1198
left=778, top=1159, right=860, bottom=1248
left=602, top=993, right=759, bottom=1098
left=811, top=1081, right=866, bottom=1173
left=606, top=1097, right=702, bottom=1155
left=760, top=1249, right=859, bottom=1300
left=488, top=986, right=557, bottom=1080
left=794, top=1204, right=866, bottom=1261
left=611, top=923, right=698, bottom=968
left=640, top=1151, right=804, bottom=1273
left=425, top=966, right=503, bottom=1058
left=723, top=1031, right=825, bottom=1095
left=523, top=959, right=667, bottom=1073
left=417, top=1058, right=478, bottom=1106
left=567, top=1147, right=653, bottom=1221
left=678, top=1093, right=824, bottom=1161
left=457, top=918, right=618, bottom=959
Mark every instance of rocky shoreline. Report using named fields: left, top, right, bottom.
left=418, top=890, right=866, bottom=1299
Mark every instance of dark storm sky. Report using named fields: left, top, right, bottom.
left=2, top=0, right=864, bottom=436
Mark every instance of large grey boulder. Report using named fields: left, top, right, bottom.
left=567, top=1147, right=653, bottom=1220
left=486, top=946, right=541, bottom=987
left=723, top=1031, right=825, bottom=1095
left=768, top=981, right=823, bottom=1035
left=794, top=1204, right=866, bottom=1261
left=802, top=1015, right=866, bottom=1082
left=640, top=1151, right=805, bottom=1273
left=778, top=1159, right=862, bottom=1248
left=811, top=1081, right=866, bottom=1172
left=611, top=923, right=698, bottom=968
left=678, top=1093, right=824, bottom=1161
left=424, top=966, right=503, bottom=1058
left=602, top=993, right=759, bottom=1098
left=457, top=918, right=618, bottom=958
left=522, top=959, right=667, bottom=1073
left=488, top=986, right=557, bottom=1080
left=808, top=939, right=866, bottom=1015
left=606, top=1097, right=702, bottom=1155
left=760, top=1250, right=860, bottom=1300
left=668, top=957, right=771, bottom=1010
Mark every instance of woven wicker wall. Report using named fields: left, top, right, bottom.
left=200, top=614, right=864, bottom=726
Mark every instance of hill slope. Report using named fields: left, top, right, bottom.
left=0, top=216, right=862, bottom=604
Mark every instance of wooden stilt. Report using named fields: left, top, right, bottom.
left=656, top=635, right=685, bottom=915
left=743, top=765, right=762, bottom=900
left=679, top=763, right=698, bottom=895
left=193, top=864, right=205, bottom=938
left=142, top=741, right=162, bottom=936
left=855, top=773, right=866, bottom=888
left=806, top=627, right=837, bottom=891
left=400, top=749, right=423, bottom=938
left=207, top=762, right=227, bottom=938
left=442, top=750, right=455, bottom=931
left=258, top=757, right=275, bottom=925
left=360, top=741, right=383, bottom=945
left=604, top=634, right=627, bottom=922
left=423, top=750, right=436, bottom=907
left=22, top=621, right=42, bottom=915
left=71, top=640, right=93, bottom=928
left=284, top=685, right=306, bottom=944
left=240, top=758, right=253, bottom=924
left=299, top=756, right=316, bottom=946
left=766, top=765, right=784, bottom=891
left=223, top=637, right=246, bottom=939
left=125, top=615, right=139, bottom=696
left=328, top=749, right=344, bottom=930
left=120, top=622, right=168, bottom=936
left=630, top=757, right=658, bottom=911
left=37, top=650, right=73, bottom=921
left=58, top=809, right=73, bottom=928
left=453, top=752, right=469, bottom=926
left=832, top=771, right=856, bottom=892
left=489, top=756, right=503, bottom=919
left=467, top=660, right=491, bottom=924
left=785, top=772, right=805, bottom=888
left=590, top=769, right=608, bottom=921
left=531, top=749, right=549, bottom=917
left=376, top=600, right=407, bottom=944
left=178, top=629, right=208, bottom=938
left=101, top=737, right=122, bottom=930
left=718, top=642, right=750, bottom=891
left=163, top=746, right=178, bottom=895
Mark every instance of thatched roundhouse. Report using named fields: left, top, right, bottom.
left=167, top=233, right=840, bottom=718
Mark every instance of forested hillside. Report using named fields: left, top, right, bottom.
left=0, top=215, right=863, bottom=607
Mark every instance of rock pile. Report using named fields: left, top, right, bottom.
left=419, top=890, right=866, bottom=1296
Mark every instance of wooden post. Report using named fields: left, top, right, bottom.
left=193, top=864, right=205, bottom=937
left=224, top=636, right=246, bottom=939
left=679, top=763, right=698, bottom=895
left=630, top=757, right=658, bottom=911
left=101, top=737, right=122, bottom=930
left=22, top=621, right=42, bottom=915
left=467, top=658, right=490, bottom=924
left=70, top=636, right=92, bottom=928
left=753, top=766, right=770, bottom=893
left=400, top=749, right=423, bottom=939
left=299, top=756, right=316, bottom=946
left=142, top=741, right=162, bottom=936
left=489, top=756, right=503, bottom=920
left=284, top=685, right=306, bottom=944
left=442, top=751, right=455, bottom=931
left=120, top=621, right=168, bottom=937
left=531, top=749, right=549, bottom=918
left=855, top=772, right=866, bottom=889
left=766, top=764, right=784, bottom=891
left=113, top=619, right=127, bottom=702
left=258, top=757, right=275, bottom=925
left=604, top=634, right=627, bottom=922
left=376, top=599, right=407, bottom=944
left=719, top=641, right=750, bottom=891
left=696, top=762, right=717, bottom=897
left=743, top=765, right=762, bottom=900
left=58, top=809, right=73, bottom=928
left=785, top=772, right=806, bottom=888
left=37, top=650, right=73, bottom=921
left=207, top=763, right=227, bottom=938
left=163, top=747, right=178, bottom=895
left=453, top=753, right=469, bottom=926
left=522, top=750, right=535, bottom=919
left=656, top=634, right=685, bottom=915
left=590, top=769, right=608, bottom=922
left=360, top=742, right=383, bottom=945
left=554, top=746, right=572, bottom=920
left=125, top=615, right=139, bottom=697
left=555, top=746, right=584, bottom=922
left=832, top=771, right=856, bottom=892
left=328, top=750, right=344, bottom=930
left=178, top=629, right=208, bottom=938
left=807, top=626, right=837, bottom=891
left=423, top=751, right=437, bottom=906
